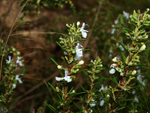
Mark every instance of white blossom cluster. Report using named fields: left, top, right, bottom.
left=132, top=90, right=139, bottom=103
left=137, top=69, right=145, bottom=86
left=109, top=57, right=121, bottom=75
left=56, top=22, right=88, bottom=83
left=123, top=11, right=129, bottom=19
left=12, top=74, right=23, bottom=88
left=111, top=11, right=129, bottom=34
left=98, top=84, right=108, bottom=106
left=6, top=56, right=23, bottom=66
left=75, top=22, right=88, bottom=60
left=6, top=56, right=24, bottom=88
left=89, top=99, right=96, bottom=107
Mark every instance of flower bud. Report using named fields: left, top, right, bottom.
left=106, top=94, right=110, bottom=98
left=140, top=44, right=146, bottom=51
left=112, top=57, right=118, bottom=62
left=17, top=51, right=20, bottom=56
left=120, top=72, right=124, bottom=76
left=77, top=21, right=80, bottom=26
left=78, top=60, right=84, bottom=65
left=57, top=65, right=62, bottom=69
left=145, top=35, right=148, bottom=39
left=132, top=70, right=136, bottom=75
left=72, top=90, right=75, bottom=93
left=12, top=47, right=16, bottom=51
left=56, top=87, right=60, bottom=92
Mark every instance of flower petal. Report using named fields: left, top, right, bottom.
left=109, top=69, right=116, bottom=74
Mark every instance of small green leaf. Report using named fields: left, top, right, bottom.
left=69, top=56, right=73, bottom=64
left=51, top=58, right=59, bottom=66
left=119, top=47, right=126, bottom=63
left=45, top=102, right=57, bottom=113
left=56, top=41, right=65, bottom=51
left=48, top=82, right=56, bottom=91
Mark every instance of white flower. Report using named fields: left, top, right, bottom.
left=64, top=52, right=68, bottom=55
left=123, top=11, right=129, bottom=19
left=111, top=25, right=116, bottom=34
left=134, top=96, right=139, bottom=103
left=142, top=80, right=146, bottom=86
left=64, top=76, right=72, bottom=83
left=6, top=56, right=11, bottom=64
left=110, top=63, right=116, bottom=68
left=109, top=63, right=117, bottom=74
left=78, top=60, right=84, bottom=65
left=100, top=98, right=105, bottom=106
left=12, top=84, right=16, bottom=89
left=89, top=103, right=96, bottom=107
left=89, top=99, right=96, bottom=107
left=137, top=69, right=141, bottom=73
left=65, top=70, right=68, bottom=76
left=74, top=43, right=83, bottom=60
left=55, top=70, right=72, bottom=83
left=137, top=75, right=142, bottom=82
left=109, top=49, right=113, bottom=57
left=56, top=77, right=64, bottom=81
left=137, top=74, right=145, bottom=86
left=64, top=70, right=72, bottom=83
left=111, top=28, right=116, bottom=34
left=132, top=90, right=135, bottom=94
left=140, top=44, right=146, bottom=51
left=16, top=75, right=23, bottom=83
left=109, top=69, right=116, bottom=74
left=99, top=84, right=108, bottom=92
left=80, top=23, right=88, bottom=38
left=16, top=56, right=23, bottom=66
left=114, top=19, right=118, bottom=24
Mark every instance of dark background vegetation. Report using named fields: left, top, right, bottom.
left=0, top=0, right=150, bottom=112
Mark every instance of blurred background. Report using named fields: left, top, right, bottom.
left=0, top=0, right=150, bottom=112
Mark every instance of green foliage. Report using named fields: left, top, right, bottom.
left=47, top=9, right=150, bottom=113
left=20, top=0, right=76, bottom=15
left=0, top=39, right=24, bottom=112
left=1, top=0, right=150, bottom=112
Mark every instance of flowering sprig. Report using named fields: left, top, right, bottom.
left=109, top=9, right=150, bottom=112
left=50, top=22, right=88, bottom=112
left=0, top=39, right=24, bottom=112
left=55, top=22, right=88, bottom=83
left=83, top=57, right=103, bottom=112
left=47, top=10, right=150, bottom=113
left=59, top=22, right=88, bottom=62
